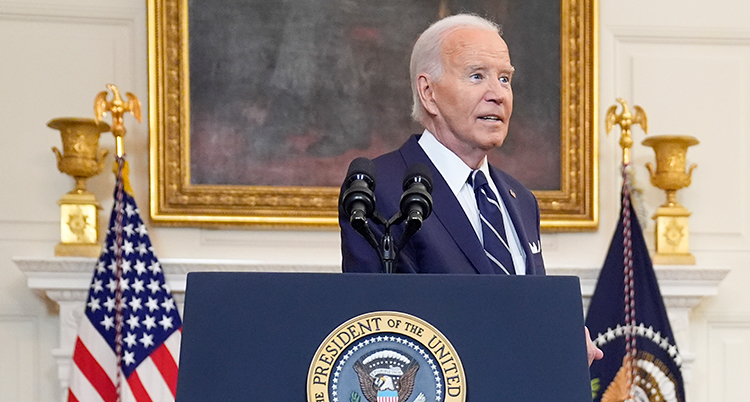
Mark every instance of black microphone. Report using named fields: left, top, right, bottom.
left=341, top=157, right=377, bottom=245
left=397, top=163, right=433, bottom=249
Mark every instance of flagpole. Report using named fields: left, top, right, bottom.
left=621, top=165, right=637, bottom=401
left=94, top=84, right=141, bottom=402
left=606, top=98, right=648, bottom=402
left=112, top=156, right=126, bottom=402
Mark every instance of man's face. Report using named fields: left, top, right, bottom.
left=423, top=28, right=514, bottom=165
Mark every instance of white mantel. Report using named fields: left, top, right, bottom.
left=14, top=257, right=729, bottom=400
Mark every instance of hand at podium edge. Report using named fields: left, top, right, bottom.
left=585, top=326, right=604, bottom=367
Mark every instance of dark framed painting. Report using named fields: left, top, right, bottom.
left=148, top=0, right=598, bottom=229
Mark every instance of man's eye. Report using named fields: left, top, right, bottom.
left=471, top=73, right=483, bottom=80
left=500, top=76, right=510, bottom=84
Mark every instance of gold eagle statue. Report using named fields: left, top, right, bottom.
left=94, top=84, right=141, bottom=156
left=605, top=98, right=648, bottom=165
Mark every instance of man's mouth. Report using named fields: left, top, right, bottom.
left=479, top=115, right=502, bottom=121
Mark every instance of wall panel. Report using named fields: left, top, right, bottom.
left=610, top=29, right=750, bottom=251
left=0, top=4, right=139, bottom=224
left=0, top=315, right=38, bottom=402
left=707, top=316, right=750, bottom=401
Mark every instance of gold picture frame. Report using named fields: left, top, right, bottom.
left=148, top=0, right=598, bottom=230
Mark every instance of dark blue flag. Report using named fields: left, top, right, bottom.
left=586, top=184, right=685, bottom=402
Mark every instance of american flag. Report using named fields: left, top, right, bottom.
left=67, top=158, right=182, bottom=402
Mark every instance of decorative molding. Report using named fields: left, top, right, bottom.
left=45, top=290, right=89, bottom=302
left=0, top=2, right=141, bottom=23
left=705, top=313, right=750, bottom=325
left=664, top=297, right=707, bottom=310
left=608, top=25, right=750, bottom=44
left=14, top=256, right=340, bottom=293
left=551, top=265, right=728, bottom=303
left=17, top=257, right=728, bottom=297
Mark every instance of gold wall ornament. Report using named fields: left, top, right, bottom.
left=49, top=117, right=111, bottom=257
left=94, top=83, right=142, bottom=158
left=605, top=98, right=648, bottom=166
left=642, top=135, right=699, bottom=265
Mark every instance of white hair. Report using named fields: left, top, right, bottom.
left=409, top=14, right=502, bottom=124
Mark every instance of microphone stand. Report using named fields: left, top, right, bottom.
left=345, top=162, right=432, bottom=274
left=367, top=211, right=409, bottom=274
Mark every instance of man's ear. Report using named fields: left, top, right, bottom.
left=417, top=74, right=438, bottom=116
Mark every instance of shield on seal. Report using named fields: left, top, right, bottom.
left=377, top=390, right=398, bottom=402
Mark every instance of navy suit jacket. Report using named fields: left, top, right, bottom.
left=340, top=135, right=545, bottom=275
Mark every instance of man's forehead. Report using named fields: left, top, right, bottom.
left=443, top=28, right=509, bottom=53
left=442, top=27, right=512, bottom=67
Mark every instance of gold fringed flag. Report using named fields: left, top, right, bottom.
left=586, top=170, right=685, bottom=402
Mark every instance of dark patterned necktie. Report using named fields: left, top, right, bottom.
left=469, top=170, right=516, bottom=275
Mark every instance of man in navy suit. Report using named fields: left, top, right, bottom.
left=340, top=14, right=603, bottom=366
left=340, top=14, right=543, bottom=276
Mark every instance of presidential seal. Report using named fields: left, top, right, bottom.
left=592, top=323, right=683, bottom=402
left=307, top=311, right=465, bottom=402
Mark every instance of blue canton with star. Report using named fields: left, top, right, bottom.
left=85, top=189, right=181, bottom=377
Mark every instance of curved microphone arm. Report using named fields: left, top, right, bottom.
left=342, top=159, right=433, bottom=274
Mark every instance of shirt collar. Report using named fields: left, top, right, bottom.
left=418, top=130, right=489, bottom=196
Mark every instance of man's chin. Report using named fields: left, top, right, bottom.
left=481, top=134, right=507, bottom=150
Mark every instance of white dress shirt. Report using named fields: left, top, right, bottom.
left=418, top=130, right=527, bottom=274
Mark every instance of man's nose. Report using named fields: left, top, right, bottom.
left=485, top=80, right=508, bottom=103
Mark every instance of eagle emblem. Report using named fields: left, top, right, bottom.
left=93, top=84, right=142, bottom=142
left=604, top=97, right=648, bottom=165
left=307, top=312, right=465, bottom=402
left=353, top=350, right=419, bottom=402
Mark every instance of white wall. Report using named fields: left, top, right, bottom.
left=597, top=2, right=750, bottom=400
left=1, top=1, right=748, bottom=401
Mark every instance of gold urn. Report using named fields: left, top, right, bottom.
left=642, top=135, right=699, bottom=265
left=49, top=117, right=110, bottom=257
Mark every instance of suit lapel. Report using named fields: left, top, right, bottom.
left=399, top=137, right=494, bottom=275
left=490, top=168, right=536, bottom=275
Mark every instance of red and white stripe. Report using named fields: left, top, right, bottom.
left=67, top=318, right=181, bottom=402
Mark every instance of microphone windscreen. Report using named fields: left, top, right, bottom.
left=402, top=163, right=433, bottom=192
left=346, top=157, right=377, bottom=183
